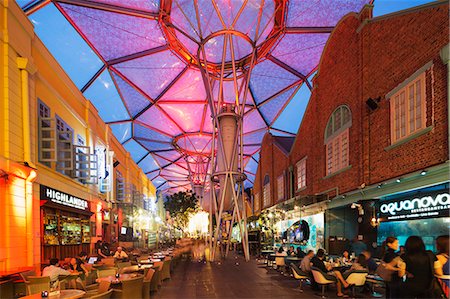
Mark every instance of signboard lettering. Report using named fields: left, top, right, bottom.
left=379, top=192, right=450, bottom=221
left=40, top=185, right=89, bottom=211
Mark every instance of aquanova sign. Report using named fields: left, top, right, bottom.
left=379, top=192, right=450, bottom=221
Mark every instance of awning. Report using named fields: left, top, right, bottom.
left=40, top=199, right=94, bottom=217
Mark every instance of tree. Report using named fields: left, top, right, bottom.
left=164, top=191, right=199, bottom=232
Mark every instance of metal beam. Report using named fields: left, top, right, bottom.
left=107, top=45, right=169, bottom=66
left=285, top=27, right=334, bottom=34
left=55, top=0, right=158, bottom=19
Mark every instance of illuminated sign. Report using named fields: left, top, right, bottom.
left=40, top=185, right=89, bottom=211
left=379, top=192, right=450, bottom=221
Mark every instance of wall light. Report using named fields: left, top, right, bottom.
left=396, top=178, right=401, bottom=183
left=420, top=170, right=428, bottom=176
left=377, top=184, right=383, bottom=189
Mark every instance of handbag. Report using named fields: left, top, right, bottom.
left=426, top=251, right=448, bottom=299
left=375, top=261, right=395, bottom=282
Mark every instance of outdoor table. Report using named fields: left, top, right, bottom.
left=96, top=273, right=142, bottom=285
left=120, top=265, right=153, bottom=274
left=285, top=256, right=302, bottom=262
left=0, top=267, right=34, bottom=279
left=261, top=250, right=274, bottom=256
left=19, top=289, right=85, bottom=299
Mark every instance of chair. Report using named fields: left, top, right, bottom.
left=89, top=289, right=113, bottom=299
left=97, top=268, right=117, bottom=278
left=160, top=258, right=171, bottom=281
left=0, top=279, right=14, bottom=299
left=345, top=271, right=368, bottom=298
left=274, top=256, right=286, bottom=273
left=290, top=264, right=309, bottom=292
left=311, top=267, right=336, bottom=298
left=149, top=267, right=160, bottom=292
left=83, top=281, right=111, bottom=298
left=153, top=261, right=164, bottom=286
left=142, top=268, right=155, bottom=299
left=25, top=276, right=51, bottom=295
left=116, top=262, right=131, bottom=272
left=19, top=270, right=37, bottom=282
left=59, top=273, right=80, bottom=289
left=111, top=276, right=143, bottom=299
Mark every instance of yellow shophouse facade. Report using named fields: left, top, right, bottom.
left=0, top=1, right=158, bottom=272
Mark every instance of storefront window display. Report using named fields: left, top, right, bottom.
left=275, top=213, right=325, bottom=251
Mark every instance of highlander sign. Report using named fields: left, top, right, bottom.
left=379, top=192, right=450, bottom=221
left=40, top=185, right=89, bottom=211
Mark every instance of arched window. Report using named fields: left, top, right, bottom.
left=324, top=105, right=352, bottom=175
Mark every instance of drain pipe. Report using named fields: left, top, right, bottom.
left=440, top=44, right=449, bottom=161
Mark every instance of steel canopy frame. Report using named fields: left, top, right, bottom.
left=22, top=0, right=375, bottom=213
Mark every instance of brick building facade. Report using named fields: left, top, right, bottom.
left=253, top=2, right=448, bottom=250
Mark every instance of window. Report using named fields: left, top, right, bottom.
left=277, top=175, right=284, bottom=201
left=116, top=170, right=124, bottom=201
left=55, top=115, right=74, bottom=176
left=263, top=175, right=271, bottom=208
left=37, top=100, right=54, bottom=166
left=325, top=105, right=351, bottom=175
left=390, top=72, right=426, bottom=143
left=297, top=158, right=306, bottom=189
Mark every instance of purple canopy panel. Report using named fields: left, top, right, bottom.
left=136, top=106, right=183, bottom=136
left=113, top=50, right=185, bottom=99
left=58, top=3, right=165, bottom=61
left=271, top=33, right=330, bottom=75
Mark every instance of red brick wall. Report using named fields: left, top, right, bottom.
left=254, top=133, right=290, bottom=210
left=361, top=4, right=449, bottom=183
left=254, top=2, right=448, bottom=207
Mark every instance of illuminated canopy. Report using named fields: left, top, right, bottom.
left=22, top=0, right=372, bottom=194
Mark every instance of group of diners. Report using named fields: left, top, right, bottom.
left=379, top=235, right=449, bottom=299
left=14, top=243, right=188, bottom=299
left=267, top=234, right=449, bottom=298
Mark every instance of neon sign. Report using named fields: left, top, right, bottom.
left=379, top=192, right=450, bottom=221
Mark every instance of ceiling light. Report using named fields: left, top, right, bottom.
left=420, top=170, right=427, bottom=176
left=396, top=178, right=401, bottom=183
left=377, top=184, right=382, bottom=189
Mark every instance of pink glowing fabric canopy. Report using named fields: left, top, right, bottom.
left=23, top=0, right=372, bottom=194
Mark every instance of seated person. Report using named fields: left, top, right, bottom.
left=275, top=246, right=287, bottom=256
left=287, top=246, right=296, bottom=256
left=362, top=250, right=378, bottom=273
left=343, top=254, right=368, bottom=279
left=300, top=250, right=318, bottom=290
left=69, top=256, right=89, bottom=290
left=95, top=240, right=108, bottom=260
left=69, top=252, right=89, bottom=279
left=312, top=249, right=351, bottom=297
left=113, top=246, right=129, bottom=260
left=300, top=250, right=314, bottom=273
left=342, top=250, right=351, bottom=263
left=296, top=247, right=306, bottom=258
left=42, top=258, right=72, bottom=288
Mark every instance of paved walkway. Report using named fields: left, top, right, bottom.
left=153, top=254, right=378, bottom=299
